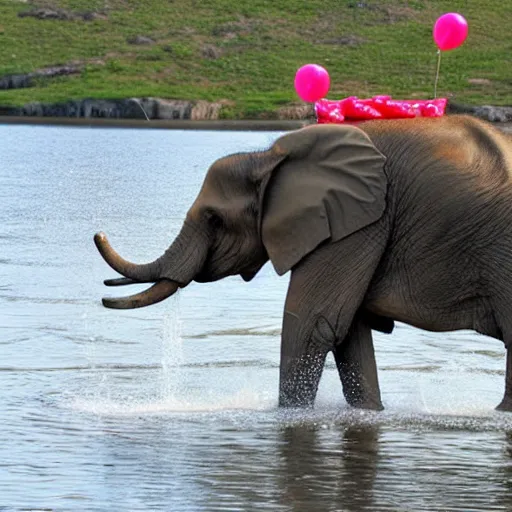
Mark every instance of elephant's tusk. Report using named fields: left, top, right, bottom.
left=101, top=279, right=180, bottom=309
left=94, top=232, right=159, bottom=281
left=104, top=277, right=150, bottom=286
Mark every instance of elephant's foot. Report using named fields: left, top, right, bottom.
left=496, top=346, right=512, bottom=412
left=345, top=393, right=384, bottom=412
left=338, top=371, right=385, bottom=411
left=334, top=314, right=384, bottom=412
left=496, top=396, right=512, bottom=412
left=278, top=350, right=328, bottom=409
left=278, top=394, right=315, bottom=408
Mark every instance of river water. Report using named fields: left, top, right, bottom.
left=2, top=123, right=512, bottom=511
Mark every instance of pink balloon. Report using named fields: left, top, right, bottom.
left=433, top=13, right=468, bottom=51
left=294, top=64, right=330, bottom=103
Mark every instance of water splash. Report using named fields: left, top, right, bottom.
left=71, top=293, right=277, bottom=416
left=70, top=388, right=275, bottom=416
left=159, top=294, right=184, bottom=401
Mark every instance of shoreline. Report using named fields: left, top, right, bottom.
left=1, top=115, right=511, bottom=132
left=0, top=116, right=311, bottom=131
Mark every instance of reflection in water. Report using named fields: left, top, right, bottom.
left=498, top=431, right=512, bottom=511
left=79, top=411, right=512, bottom=512
left=505, top=431, right=512, bottom=459
left=277, top=424, right=380, bottom=512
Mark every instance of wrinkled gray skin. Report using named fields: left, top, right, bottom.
left=95, top=115, right=512, bottom=412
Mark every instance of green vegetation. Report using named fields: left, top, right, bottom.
left=0, top=0, right=510, bottom=118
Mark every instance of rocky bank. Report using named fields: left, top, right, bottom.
left=0, top=97, right=511, bottom=123
left=0, top=98, right=227, bottom=121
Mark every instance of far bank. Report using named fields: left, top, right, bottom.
left=1, top=97, right=512, bottom=128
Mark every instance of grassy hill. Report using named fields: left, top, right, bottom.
left=0, top=0, right=511, bottom=118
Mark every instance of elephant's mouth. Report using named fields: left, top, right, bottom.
left=194, top=249, right=266, bottom=283
left=239, top=254, right=268, bottom=282
left=194, top=267, right=256, bottom=283
left=241, top=269, right=259, bottom=282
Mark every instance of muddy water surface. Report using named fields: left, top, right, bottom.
left=2, top=124, right=512, bottom=511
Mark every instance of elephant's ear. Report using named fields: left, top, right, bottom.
left=260, top=124, right=387, bottom=275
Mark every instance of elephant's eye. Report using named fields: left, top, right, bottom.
left=204, top=208, right=224, bottom=230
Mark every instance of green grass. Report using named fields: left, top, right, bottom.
left=0, top=0, right=511, bottom=118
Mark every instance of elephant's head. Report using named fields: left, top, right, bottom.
left=95, top=124, right=387, bottom=309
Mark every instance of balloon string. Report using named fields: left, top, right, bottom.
left=434, top=49, right=442, bottom=99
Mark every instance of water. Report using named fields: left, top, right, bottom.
left=2, top=124, right=512, bottom=511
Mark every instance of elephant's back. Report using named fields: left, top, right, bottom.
left=361, top=115, right=512, bottom=271
left=361, top=115, right=512, bottom=188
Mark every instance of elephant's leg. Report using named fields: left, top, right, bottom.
left=333, top=313, right=383, bottom=411
left=496, top=347, right=512, bottom=412
left=277, top=219, right=389, bottom=408
left=279, top=310, right=330, bottom=407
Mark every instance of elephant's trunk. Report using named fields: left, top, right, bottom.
left=94, top=221, right=209, bottom=309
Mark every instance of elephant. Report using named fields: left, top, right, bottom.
left=94, top=114, right=512, bottom=412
